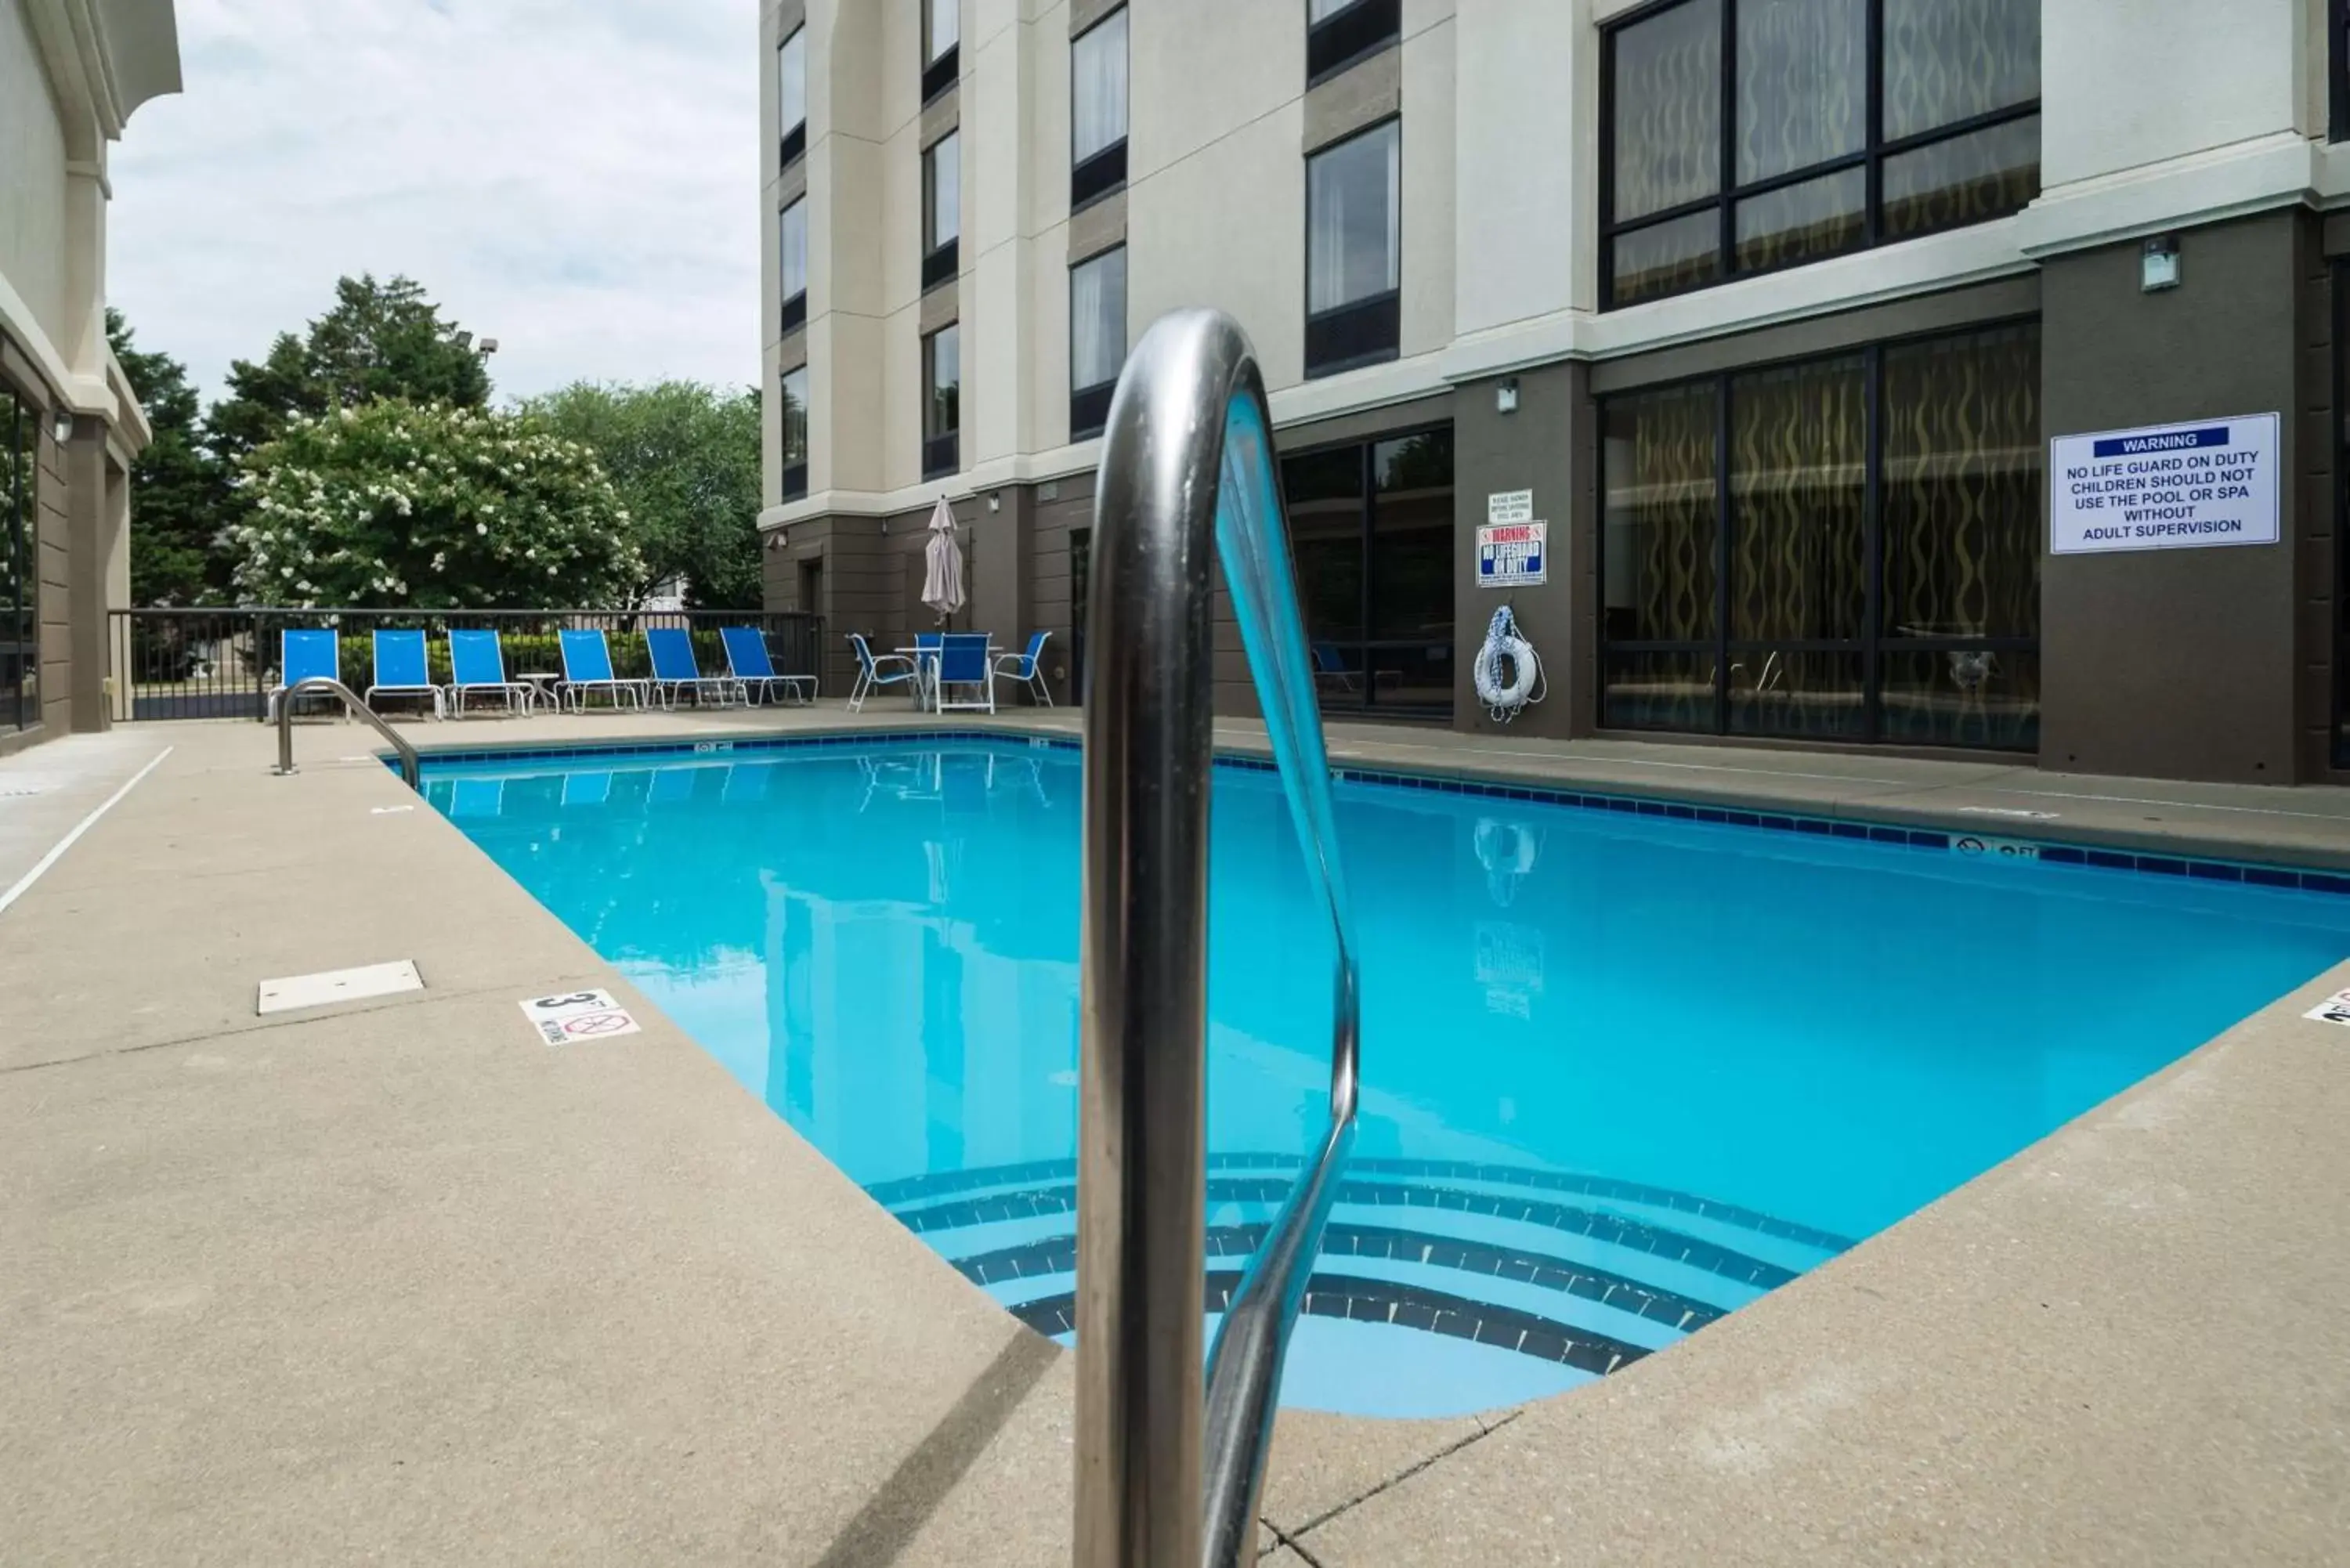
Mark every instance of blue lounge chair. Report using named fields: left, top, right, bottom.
left=645, top=627, right=739, bottom=709
left=557, top=628, right=644, bottom=710
left=366, top=629, right=443, bottom=718
left=721, top=626, right=815, bottom=706
left=934, top=633, right=995, bottom=714
left=846, top=633, right=919, bottom=712
left=445, top=629, right=534, bottom=717
left=991, top=630, right=1053, bottom=707
left=269, top=628, right=342, bottom=720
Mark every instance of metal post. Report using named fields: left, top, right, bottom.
left=272, top=677, right=421, bottom=790
left=1076, top=309, right=1360, bottom=1568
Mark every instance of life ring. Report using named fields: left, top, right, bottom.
left=1474, top=606, right=1543, bottom=720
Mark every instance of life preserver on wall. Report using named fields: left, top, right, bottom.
left=1474, top=605, right=1545, bottom=722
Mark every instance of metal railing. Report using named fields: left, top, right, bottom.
left=107, top=607, right=826, bottom=723
left=270, top=677, right=421, bottom=790
left=1076, top=309, right=1359, bottom=1568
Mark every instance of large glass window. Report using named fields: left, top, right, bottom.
left=778, top=27, right=807, bottom=167
left=923, top=0, right=960, bottom=100
left=1279, top=425, right=1454, bottom=717
left=1305, top=119, right=1401, bottom=377
left=924, top=323, right=960, bottom=479
left=779, top=365, right=808, bottom=501
left=1069, top=245, right=1126, bottom=439
left=1072, top=8, right=1128, bottom=207
left=1307, top=0, right=1401, bottom=84
left=779, top=199, right=808, bottom=332
left=1603, top=0, right=2041, bottom=307
left=1600, top=321, right=2041, bottom=749
left=2, top=385, right=38, bottom=731
left=923, top=132, right=960, bottom=294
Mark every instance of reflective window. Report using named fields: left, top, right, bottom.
left=778, top=28, right=806, bottom=139
left=1278, top=426, right=1454, bottom=718
left=779, top=364, right=809, bottom=500
left=1, top=385, right=38, bottom=731
left=1600, top=323, right=2041, bottom=749
left=1604, top=0, right=2041, bottom=306
left=1307, top=121, right=1400, bottom=316
left=1072, top=9, right=1127, bottom=167
left=924, top=132, right=960, bottom=252
left=923, top=324, right=960, bottom=479
left=779, top=199, right=808, bottom=304
left=925, top=0, right=958, bottom=63
left=1070, top=247, right=1126, bottom=393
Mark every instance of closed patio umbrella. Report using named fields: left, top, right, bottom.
left=921, top=497, right=966, bottom=623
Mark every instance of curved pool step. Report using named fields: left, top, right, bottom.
left=1012, top=1270, right=1649, bottom=1377
left=954, top=1220, right=1725, bottom=1337
left=869, top=1152, right=1853, bottom=1258
left=869, top=1157, right=1846, bottom=1380
left=893, top=1177, right=1803, bottom=1295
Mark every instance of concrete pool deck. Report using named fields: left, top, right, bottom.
left=4, top=708, right=2349, bottom=1564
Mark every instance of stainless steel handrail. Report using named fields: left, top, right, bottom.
left=1076, top=308, right=1360, bottom=1568
left=271, top=677, right=422, bottom=789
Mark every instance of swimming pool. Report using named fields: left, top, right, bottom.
left=424, top=735, right=2350, bottom=1418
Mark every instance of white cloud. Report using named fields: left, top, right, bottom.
left=107, top=0, right=761, bottom=405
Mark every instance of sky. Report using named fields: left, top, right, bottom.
left=107, top=0, right=762, bottom=406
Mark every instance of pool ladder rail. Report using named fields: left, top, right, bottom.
left=269, top=677, right=422, bottom=790
left=1077, top=308, right=1361, bottom=1568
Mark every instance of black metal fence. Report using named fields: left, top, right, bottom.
left=107, top=607, right=828, bottom=722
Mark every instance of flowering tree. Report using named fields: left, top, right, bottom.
left=228, top=400, right=646, bottom=609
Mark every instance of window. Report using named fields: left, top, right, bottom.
left=2334, top=0, right=2350, bottom=141
left=780, top=366, right=809, bottom=501
left=1598, top=322, right=2042, bottom=749
left=779, top=199, right=808, bottom=334
left=924, top=323, right=960, bottom=479
left=923, top=0, right=959, bottom=102
left=1, top=385, right=37, bottom=731
left=778, top=27, right=807, bottom=168
left=1602, top=0, right=2041, bottom=308
left=1069, top=246, right=1126, bottom=439
left=1307, top=0, right=1400, bottom=85
left=923, top=132, right=960, bottom=293
left=1072, top=8, right=1129, bottom=208
left=1281, top=427, right=1455, bottom=718
left=1305, top=119, right=1401, bottom=378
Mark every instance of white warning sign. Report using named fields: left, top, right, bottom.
left=519, top=988, right=642, bottom=1046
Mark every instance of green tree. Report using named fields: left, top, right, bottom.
left=227, top=401, right=645, bottom=609
left=207, top=275, right=493, bottom=464
left=520, top=381, right=764, bottom=609
left=107, top=309, right=233, bottom=605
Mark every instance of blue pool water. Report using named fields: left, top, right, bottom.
left=425, top=739, right=2350, bottom=1417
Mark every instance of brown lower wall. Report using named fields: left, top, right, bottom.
left=764, top=221, right=2339, bottom=786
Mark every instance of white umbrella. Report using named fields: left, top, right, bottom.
left=920, top=497, right=966, bottom=623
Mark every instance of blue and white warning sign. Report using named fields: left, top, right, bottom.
left=2050, top=414, right=2279, bottom=555
left=1477, top=513, right=1546, bottom=589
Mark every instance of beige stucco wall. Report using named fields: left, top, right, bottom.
left=1, top=0, right=73, bottom=354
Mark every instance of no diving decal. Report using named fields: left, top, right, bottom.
left=519, top=988, right=643, bottom=1046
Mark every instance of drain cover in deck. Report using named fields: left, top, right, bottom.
left=257, top=959, right=424, bottom=1015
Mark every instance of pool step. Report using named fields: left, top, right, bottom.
left=868, top=1154, right=1850, bottom=1377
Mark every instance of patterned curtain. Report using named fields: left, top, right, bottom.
left=1737, top=0, right=1865, bottom=182
left=1882, top=0, right=2040, bottom=139
left=1730, top=355, right=1867, bottom=643
left=1607, top=381, right=1719, bottom=643
left=1612, top=0, right=1721, bottom=221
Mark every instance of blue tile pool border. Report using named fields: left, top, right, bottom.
left=400, top=728, right=2350, bottom=900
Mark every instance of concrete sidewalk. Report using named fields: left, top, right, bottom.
left=5, top=711, right=2350, bottom=1564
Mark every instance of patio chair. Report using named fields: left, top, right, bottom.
left=912, top=631, right=944, bottom=709
left=1311, top=641, right=1363, bottom=695
left=557, top=628, right=645, bottom=711
left=847, top=632, right=920, bottom=712
left=445, top=628, right=535, bottom=718
left=933, top=633, right=996, bottom=714
left=365, top=629, right=445, bottom=719
left=269, top=628, right=342, bottom=721
left=991, top=630, right=1054, bottom=707
left=645, top=627, right=743, bottom=709
left=721, top=625, right=815, bottom=706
